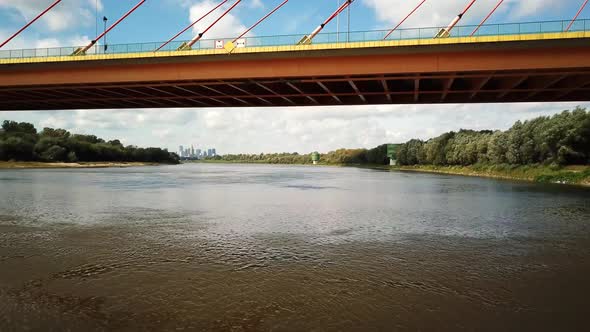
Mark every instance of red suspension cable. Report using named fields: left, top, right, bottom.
left=470, top=0, right=504, bottom=36
left=436, top=0, right=478, bottom=38
left=184, top=0, right=242, bottom=49
left=298, top=0, right=354, bottom=44
left=75, top=0, right=147, bottom=55
left=233, top=0, right=289, bottom=43
left=566, top=0, right=589, bottom=32
left=326, top=0, right=354, bottom=25
left=383, top=0, right=427, bottom=40
left=461, top=0, right=478, bottom=16
left=156, top=0, right=230, bottom=52
left=0, top=0, right=62, bottom=49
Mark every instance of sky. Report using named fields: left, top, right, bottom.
left=0, top=0, right=589, bottom=154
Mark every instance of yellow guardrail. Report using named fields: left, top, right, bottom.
left=1, top=31, right=589, bottom=66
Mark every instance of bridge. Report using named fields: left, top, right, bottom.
left=1, top=1, right=589, bottom=110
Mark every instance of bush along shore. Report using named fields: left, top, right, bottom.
left=0, top=120, right=180, bottom=166
left=203, top=107, right=590, bottom=186
left=392, top=107, right=590, bottom=186
left=395, top=164, right=590, bottom=186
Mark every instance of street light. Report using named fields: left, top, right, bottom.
left=103, top=16, right=108, bottom=53
left=337, top=0, right=340, bottom=42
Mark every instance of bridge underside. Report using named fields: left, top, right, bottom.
left=1, top=37, right=590, bottom=110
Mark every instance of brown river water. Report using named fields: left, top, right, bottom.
left=1, top=163, right=590, bottom=331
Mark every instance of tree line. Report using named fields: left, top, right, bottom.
left=209, top=107, right=589, bottom=168
left=397, top=107, right=590, bottom=166
left=0, top=120, right=179, bottom=164
left=207, top=145, right=392, bottom=165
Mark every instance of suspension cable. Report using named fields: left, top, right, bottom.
left=73, top=0, right=147, bottom=55
left=435, top=0, right=478, bottom=38
left=233, top=0, right=289, bottom=43
left=0, top=0, right=62, bottom=49
left=179, top=0, right=242, bottom=50
left=156, top=0, right=230, bottom=52
left=383, top=0, right=427, bottom=40
left=298, top=0, right=354, bottom=45
left=470, top=0, right=504, bottom=36
left=566, top=0, right=589, bottom=32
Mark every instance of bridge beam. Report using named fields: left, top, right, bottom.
left=470, top=76, right=493, bottom=100
left=2, top=38, right=590, bottom=110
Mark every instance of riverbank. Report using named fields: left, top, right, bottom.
left=0, top=161, right=161, bottom=169
left=193, top=160, right=590, bottom=186
left=396, top=164, right=590, bottom=186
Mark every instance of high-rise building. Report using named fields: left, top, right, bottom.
left=178, top=145, right=217, bottom=159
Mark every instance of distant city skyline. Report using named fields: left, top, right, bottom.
left=178, top=145, right=216, bottom=159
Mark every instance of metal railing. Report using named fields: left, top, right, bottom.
left=0, top=19, right=588, bottom=60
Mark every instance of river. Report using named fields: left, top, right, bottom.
left=1, top=163, right=589, bottom=331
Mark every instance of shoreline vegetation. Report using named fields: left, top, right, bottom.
left=199, top=107, right=590, bottom=187
left=194, top=160, right=590, bottom=186
left=2, top=107, right=589, bottom=186
left=0, top=120, right=180, bottom=165
left=395, top=164, right=590, bottom=187
left=0, top=161, right=160, bottom=169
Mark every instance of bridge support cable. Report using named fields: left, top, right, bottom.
left=566, top=0, right=589, bottom=32
left=297, top=0, right=354, bottom=45
left=72, top=0, right=147, bottom=55
left=0, top=0, right=62, bottom=49
left=178, top=0, right=243, bottom=51
left=225, top=0, right=289, bottom=52
left=155, top=0, right=230, bottom=52
left=470, top=0, right=504, bottom=36
left=383, top=0, right=427, bottom=40
left=435, top=0, right=478, bottom=38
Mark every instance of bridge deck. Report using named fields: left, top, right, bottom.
left=1, top=27, right=590, bottom=110
left=1, top=30, right=589, bottom=65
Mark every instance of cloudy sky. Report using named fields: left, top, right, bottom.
left=0, top=0, right=588, bottom=154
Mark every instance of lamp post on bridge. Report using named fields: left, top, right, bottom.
left=337, top=0, right=340, bottom=42
left=103, top=16, right=108, bottom=53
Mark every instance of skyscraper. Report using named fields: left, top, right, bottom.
left=179, top=146, right=184, bottom=157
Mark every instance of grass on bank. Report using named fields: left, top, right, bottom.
left=397, top=164, right=590, bottom=186
left=196, top=160, right=590, bottom=186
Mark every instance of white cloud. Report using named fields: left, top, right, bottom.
left=88, top=0, right=103, bottom=12
left=362, top=0, right=569, bottom=30
left=249, top=0, right=264, bottom=9
left=34, top=35, right=91, bottom=49
left=506, top=0, right=565, bottom=19
left=188, top=0, right=249, bottom=41
left=0, top=0, right=96, bottom=33
left=0, top=28, right=27, bottom=49
left=2, top=103, right=588, bottom=155
left=0, top=26, right=91, bottom=51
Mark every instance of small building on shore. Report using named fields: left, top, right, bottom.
left=311, top=152, right=320, bottom=165
left=387, top=144, right=398, bottom=166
